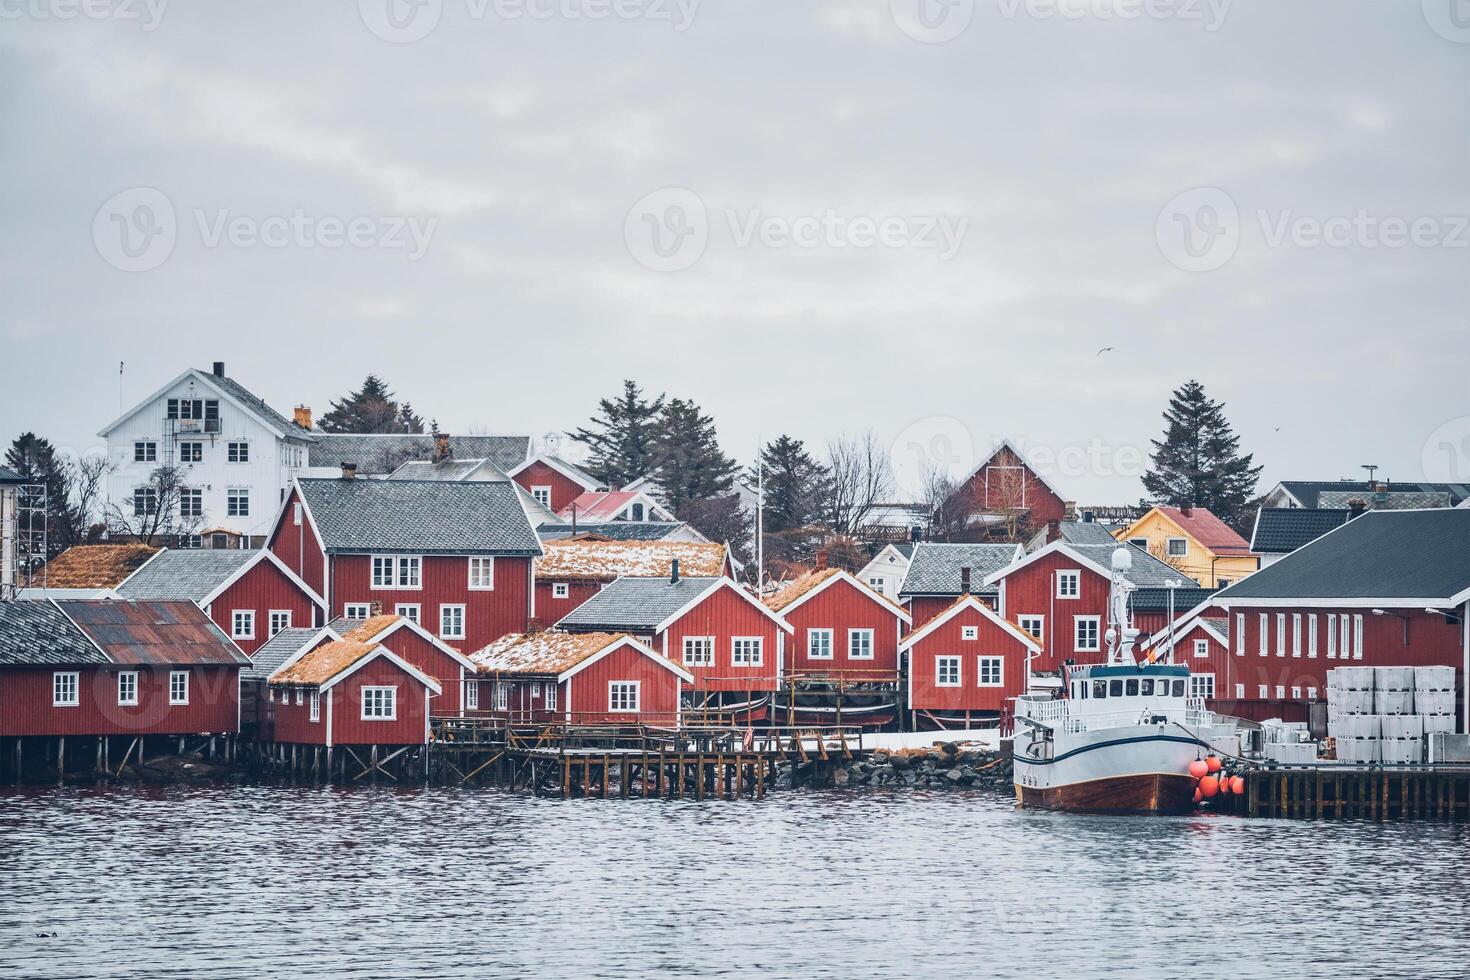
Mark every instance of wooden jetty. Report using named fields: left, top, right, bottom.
left=1233, top=766, right=1470, bottom=821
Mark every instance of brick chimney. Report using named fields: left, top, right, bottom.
left=815, top=549, right=828, bottom=570
left=1347, top=498, right=1367, bottom=518
left=212, top=361, right=225, bottom=378
left=293, top=405, right=313, bottom=430
left=1181, top=505, right=1194, bottom=518
left=434, top=432, right=452, bottom=462
left=370, top=600, right=383, bottom=616
left=341, top=462, right=357, bottom=480
left=960, top=566, right=972, bottom=594
left=670, top=558, right=680, bottom=585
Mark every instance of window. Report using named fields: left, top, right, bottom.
left=848, top=629, right=874, bottom=660
left=1056, top=570, right=1080, bottom=599
left=495, top=682, right=509, bottom=711
left=468, top=557, right=494, bottom=590
left=133, top=487, right=158, bottom=516
left=361, top=686, right=397, bottom=719
left=1340, top=614, right=1351, bottom=661
left=179, top=487, right=203, bottom=518
left=169, top=671, right=189, bottom=705
left=961, top=626, right=979, bottom=641
left=868, top=576, right=885, bottom=591
left=1074, top=616, right=1100, bottom=652
left=1290, top=685, right=1302, bottom=699
left=465, top=681, right=479, bottom=710
left=1352, top=614, right=1364, bottom=660
left=1234, top=683, right=1244, bottom=699
left=371, top=555, right=421, bottom=589
left=1018, top=615, right=1044, bottom=641
left=806, top=629, right=833, bottom=660
left=167, top=397, right=216, bottom=422
left=530, top=682, right=541, bottom=698
left=531, top=486, right=552, bottom=507
left=1190, top=674, right=1215, bottom=699
left=1275, top=613, right=1285, bottom=657
left=268, top=610, right=292, bottom=636
left=731, top=637, right=763, bottom=666
left=227, top=441, right=249, bottom=463
left=440, top=605, right=466, bottom=639
left=134, top=440, right=157, bottom=462
left=309, top=692, right=320, bottom=722
left=1307, top=686, right=1318, bottom=700
left=394, top=603, right=420, bottom=624
left=609, top=681, right=641, bottom=712
left=1257, top=684, right=1268, bottom=698
left=1166, top=537, right=1188, bottom=557
left=552, top=583, right=570, bottom=599
left=344, top=603, right=371, bottom=619
left=232, top=610, right=255, bottom=640
left=1235, top=613, right=1244, bottom=655
left=1258, top=613, right=1268, bottom=656
left=1291, top=613, right=1302, bottom=658
left=628, top=503, right=644, bottom=521
left=1274, top=685, right=1286, bottom=699
left=295, top=689, right=304, bottom=706
left=53, top=672, right=79, bottom=707
left=1326, top=613, right=1337, bottom=658
left=1217, top=579, right=1231, bottom=589
left=978, top=656, right=1003, bottom=687
left=1128, top=537, right=1149, bottom=551
left=544, top=683, right=557, bottom=711
left=117, top=671, right=138, bottom=706
left=293, top=502, right=303, bottom=526
left=179, top=442, right=202, bottom=463
left=1125, top=679, right=1138, bottom=696
left=936, top=656, right=961, bottom=687
left=1193, top=639, right=1209, bottom=659
left=683, top=636, right=715, bottom=666
left=1307, top=615, right=1318, bottom=658
left=227, top=488, right=250, bottom=517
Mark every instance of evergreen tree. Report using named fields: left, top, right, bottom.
left=681, top=494, right=754, bottom=569
left=570, top=380, right=666, bottom=487
left=5, top=433, right=79, bottom=556
left=651, top=398, right=738, bottom=514
left=317, top=375, right=425, bottom=433
left=748, top=435, right=829, bottom=533
left=1142, top=380, right=1263, bottom=532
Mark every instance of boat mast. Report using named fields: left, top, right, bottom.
left=1105, top=546, right=1140, bottom=666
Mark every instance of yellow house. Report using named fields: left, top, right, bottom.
left=1116, top=506, right=1259, bottom=589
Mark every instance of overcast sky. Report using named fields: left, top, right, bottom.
left=1, top=0, right=1466, bottom=503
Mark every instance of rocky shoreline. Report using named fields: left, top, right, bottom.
left=777, top=741, right=1013, bottom=792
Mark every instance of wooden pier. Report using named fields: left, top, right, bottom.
left=1235, top=766, right=1470, bottom=821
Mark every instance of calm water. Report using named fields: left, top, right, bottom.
left=1, top=784, right=1466, bottom=979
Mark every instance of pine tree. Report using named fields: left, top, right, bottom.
left=749, top=435, right=829, bottom=534
left=5, top=432, right=80, bottom=556
left=651, top=398, right=738, bottom=514
left=570, top=380, right=666, bottom=487
left=317, top=376, right=425, bottom=433
left=1142, top=380, right=1263, bottom=532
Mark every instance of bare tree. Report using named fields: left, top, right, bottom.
left=105, top=465, right=204, bottom=546
left=919, top=462, right=960, bottom=541
left=66, top=450, right=112, bottom=545
left=824, top=431, right=892, bottom=536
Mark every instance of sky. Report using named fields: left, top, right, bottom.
left=1, top=0, right=1467, bottom=505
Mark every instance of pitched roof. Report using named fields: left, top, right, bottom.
left=1053, top=520, right=1122, bottom=546
left=337, top=614, right=403, bottom=642
left=1249, top=508, right=1352, bottom=554
left=98, top=367, right=314, bottom=442
left=1216, top=509, right=1470, bottom=604
left=0, top=465, right=22, bottom=484
left=1066, top=543, right=1193, bottom=587
left=898, top=543, right=1023, bottom=597
left=764, top=568, right=910, bottom=621
left=899, top=595, right=1042, bottom=653
left=309, top=434, right=529, bottom=475
left=54, top=600, right=249, bottom=666
left=558, top=490, right=665, bottom=522
left=387, top=458, right=508, bottom=482
left=40, top=545, right=159, bottom=589
left=1130, top=586, right=1218, bottom=613
left=0, top=601, right=110, bottom=666
left=1274, top=480, right=1469, bottom=508
left=243, top=627, right=323, bottom=681
left=295, top=478, right=541, bottom=555
left=535, top=539, right=726, bottom=582
left=537, top=522, right=705, bottom=543
left=1317, top=489, right=1450, bottom=510
left=554, top=576, right=724, bottom=631
left=269, top=639, right=380, bottom=686
left=114, top=549, right=256, bottom=602
left=508, top=455, right=605, bottom=490
left=469, top=630, right=627, bottom=675
left=1153, top=506, right=1253, bottom=556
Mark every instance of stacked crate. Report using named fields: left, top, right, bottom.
left=1327, top=667, right=1378, bottom=763
left=1327, top=665, right=1458, bottom=764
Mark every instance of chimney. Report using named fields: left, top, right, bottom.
left=1347, top=498, right=1367, bottom=518
left=960, top=566, right=972, bottom=595
left=815, top=549, right=828, bottom=571
left=212, top=361, right=225, bottom=378
left=341, top=462, right=357, bottom=480
left=1063, top=500, right=1077, bottom=521
left=434, top=432, right=452, bottom=462
left=910, top=525, right=923, bottom=544
left=1373, top=482, right=1389, bottom=505
left=1081, top=510, right=1096, bottom=524
left=370, top=600, right=383, bottom=616
left=293, top=405, right=313, bottom=430
left=670, top=558, right=680, bottom=585
left=1181, top=505, right=1194, bottom=518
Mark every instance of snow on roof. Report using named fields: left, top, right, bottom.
left=269, top=639, right=380, bottom=686
left=535, top=539, right=724, bottom=581
left=469, top=631, right=628, bottom=675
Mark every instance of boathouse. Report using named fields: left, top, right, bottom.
left=328, top=614, right=478, bottom=716
left=899, top=595, right=1041, bottom=729
left=267, top=637, right=441, bottom=747
left=532, top=538, right=733, bottom=624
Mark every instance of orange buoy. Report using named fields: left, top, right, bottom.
left=1188, top=759, right=1209, bottom=779
left=1205, top=755, right=1223, bottom=773
left=1217, top=776, right=1231, bottom=795
left=1193, top=787, right=1203, bottom=804
left=1230, top=775, right=1245, bottom=795
left=1199, top=775, right=1219, bottom=797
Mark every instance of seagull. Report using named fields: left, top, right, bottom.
left=1096, top=346, right=1115, bottom=356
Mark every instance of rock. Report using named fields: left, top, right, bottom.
left=889, top=754, right=912, bottom=770
left=872, top=751, right=889, bottom=765
left=833, top=768, right=850, bottom=786
left=956, top=750, right=981, bottom=765
left=941, top=741, right=959, bottom=756
left=927, top=749, right=948, bottom=764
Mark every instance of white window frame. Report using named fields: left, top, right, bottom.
left=232, top=609, right=255, bottom=640
left=465, top=681, right=479, bottom=710
left=227, top=440, right=250, bottom=463
left=344, top=603, right=372, bottom=620
left=551, top=582, right=570, bottom=600
left=935, top=655, right=961, bottom=687
left=1307, top=614, right=1318, bottom=659
left=293, top=502, right=303, bottom=526
left=117, top=670, right=139, bottom=706
left=1166, top=537, right=1188, bottom=557
left=295, top=688, right=304, bottom=706
left=961, top=625, right=979, bottom=641
left=309, top=691, right=320, bottom=722
left=394, top=603, right=420, bottom=624
left=731, top=636, right=764, bottom=667
left=1291, top=613, right=1302, bottom=658
left=1234, top=683, right=1245, bottom=699
left=1258, top=613, right=1268, bottom=656
left=226, top=488, right=250, bottom=517
left=1326, top=613, right=1337, bottom=658
left=179, top=487, right=203, bottom=518
left=53, top=671, right=79, bottom=707
left=1274, top=685, right=1286, bottom=699
left=1275, top=613, right=1286, bottom=657
left=1307, top=686, right=1318, bottom=700
left=268, top=610, right=292, bottom=637
left=1258, top=684, right=1268, bottom=698
left=1074, top=615, right=1101, bottom=652
left=1352, top=614, right=1364, bottom=660
left=169, top=670, right=189, bottom=705
left=134, top=440, right=157, bottom=462
left=530, top=485, right=553, bottom=508
left=1291, top=685, right=1302, bottom=699
left=495, top=682, right=509, bottom=711
left=544, top=683, right=557, bottom=711
left=440, top=604, right=466, bottom=640
left=683, top=635, right=715, bottom=667
left=371, top=555, right=422, bottom=590
left=361, top=685, right=398, bottom=720
left=1235, top=613, right=1245, bottom=656
left=468, top=556, right=495, bottom=591
left=179, top=441, right=202, bottom=463
left=1190, top=673, right=1216, bottom=699
left=1055, top=569, right=1081, bottom=599
left=847, top=628, right=875, bottom=661
left=1017, top=615, right=1044, bottom=641
left=1340, top=614, right=1351, bottom=661
left=977, top=655, right=1004, bottom=687
left=608, top=681, right=641, bottom=713
left=806, top=628, right=833, bottom=660
left=1193, top=639, right=1209, bottom=659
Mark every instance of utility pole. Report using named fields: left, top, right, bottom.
left=755, top=438, right=764, bottom=594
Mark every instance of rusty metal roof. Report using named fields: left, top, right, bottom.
left=54, top=600, right=250, bottom=667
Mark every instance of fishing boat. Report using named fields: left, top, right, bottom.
left=1011, top=546, right=1237, bottom=815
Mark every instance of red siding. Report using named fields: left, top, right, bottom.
left=329, top=554, right=532, bottom=652
left=374, top=626, right=467, bottom=716
left=274, top=657, right=431, bottom=745
left=512, top=460, right=588, bottom=514
left=948, top=447, right=1067, bottom=539
left=207, top=558, right=321, bottom=656
left=535, top=580, right=603, bottom=625
left=0, top=666, right=240, bottom=736
left=907, top=595, right=996, bottom=632
left=781, top=578, right=904, bottom=679
left=997, top=551, right=1110, bottom=671
left=566, top=645, right=682, bottom=726
left=659, top=585, right=784, bottom=693
left=268, top=488, right=325, bottom=597
left=907, top=608, right=1032, bottom=714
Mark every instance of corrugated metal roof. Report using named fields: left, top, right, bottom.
left=55, top=600, right=249, bottom=666
left=555, top=576, right=720, bottom=631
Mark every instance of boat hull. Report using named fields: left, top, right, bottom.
left=1015, top=772, right=1199, bottom=815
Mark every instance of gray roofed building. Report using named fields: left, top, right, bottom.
left=0, top=465, right=22, bottom=483
left=309, top=434, right=529, bottom=475
left=1217, top=509, right=1470, bottom=602
left=537, top=521, right=708, bottom=543
left=1026, top=519, right=1119, bottom=551
left=0, top=601, right=110, bottom=666
left=1250, top=508, right=1352, bottom=555
left=898, top=543, right=1023, bottom=598
left=1066, top=543, right=1195, bottom=588
left=1266, top=479, right=1469, bottom=509
left=210, top=372, right=317, bottom=442
left=1131, top=586, right=1217, bottom=613
left=387, top=458, right=509, bottom=482
left=296, top=478, right=542, bottom=556
left=555, top=576, right=721, bottom=631
left=1316, top=490, right=1450, bottom=510
left=243, top=626, right=321, bottom=681
left=114, top=549, right=256, bottom=602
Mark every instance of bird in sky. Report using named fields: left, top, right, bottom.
left=1096, top=346, right=1115, bottom=356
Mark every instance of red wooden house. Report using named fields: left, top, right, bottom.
left=507, top=455, right=606, bottom=514
left=115, top=547, right=325, bottom=655
left=468, top=631, right=692, bottom=726
left=555, top=573, right=793, bottom=721
left=268, top=637, right=440, bottom=747
left=897, top=542, right=1024, bottom=627
left=268, top=473, right=542, bottom=654
left=331, top=614, right=478, bottom=716
left=765, top=568, right=910, bottom=679
left=899, top=595, right=1042, bottom=729
left=533, top=539, right=733, bottom=624
left=943, top=439, right=1069, bottom=542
